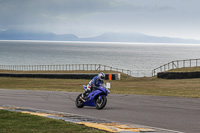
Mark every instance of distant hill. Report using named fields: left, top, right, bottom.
left=0, top=29, right=78, bottom=41
left=81, top=32, right=200, bottom=43
left=1, top=29, right=200, bottom=44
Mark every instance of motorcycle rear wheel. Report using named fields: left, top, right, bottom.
left=95, top=95, right=107, bottom=110
left=75, top=94, right=84, bottom=108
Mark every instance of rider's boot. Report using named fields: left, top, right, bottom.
left=80, top=90, right=87, bottom=102
left=81, top=89, right=91, bottom=102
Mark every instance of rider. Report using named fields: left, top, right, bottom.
left=81, top=72, right=106, bottom=101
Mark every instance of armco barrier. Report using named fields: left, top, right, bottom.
left=0, top=73, right=120, bottom=80
left=157, top=72, right=200, bottom=79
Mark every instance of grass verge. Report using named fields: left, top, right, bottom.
left=0, top=70, right=199, bottom=98
left=0, top=110, right=107, bottom=133
left=168, top=66, right=200, bottom=72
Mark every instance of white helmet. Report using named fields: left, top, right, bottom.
left=98, top=72, right=105, bottom=80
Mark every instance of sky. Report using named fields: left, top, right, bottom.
left=0, top=0, right=200, bottom=39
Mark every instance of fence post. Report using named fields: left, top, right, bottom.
left=164, top=64, right=166, bottom=71
left=167, top=63, right=169, bottom=70
left=177, top=61, right=179, bottom=68
left=196, top=59, right=198, bottom=67
left=153, top=69, right=156, bottom=76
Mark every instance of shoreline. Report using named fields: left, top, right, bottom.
left=1, top=39, right=200, bottom=45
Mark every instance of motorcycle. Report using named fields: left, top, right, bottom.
left=75, top=84, right=110, bottom=110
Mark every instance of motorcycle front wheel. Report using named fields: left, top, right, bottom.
left=95, top=95, right=107, bottom=110
left=75, top=94, right=84, bottom=108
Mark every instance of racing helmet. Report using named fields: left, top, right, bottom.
left=98, top=72, right=105, bottom=80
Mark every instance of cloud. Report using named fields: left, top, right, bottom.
left=0, top=0, right=200, bottom=39
left=0, top=0, right=173, bottom=20
left=0, top=0, right=173, bottom=29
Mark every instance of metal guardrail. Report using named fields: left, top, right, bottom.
left=0, top=64, right=132, bottom=76
left=152, top=58, right=200, bottom=76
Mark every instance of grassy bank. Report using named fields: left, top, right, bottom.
left=0, top=110, right=107, bottom=133
left=0, top=70, right=199, bottom=98
left=168, top=66, right=200, bottom=72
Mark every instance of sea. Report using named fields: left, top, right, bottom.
left=0, top=40, right=200, bottom=77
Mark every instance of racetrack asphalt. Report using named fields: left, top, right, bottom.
left=0, top=89, right=199, bottom=133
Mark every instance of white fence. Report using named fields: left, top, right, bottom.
left=0, top=64, right=132, bottom=76
left=152, top=58, right=200, bottom=76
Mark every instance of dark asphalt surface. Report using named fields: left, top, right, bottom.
left=0, top=89, right=199, bottom=133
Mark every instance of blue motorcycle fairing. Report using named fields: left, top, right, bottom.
left=84, top=89, right=102, bottom=106
left=84, top=98, right=96, bottom=106
left=83, top=85, right=108, bottom=95
left=83, top=87, right=108, bottom=107
left=98, top=86, right=108, bottom=95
